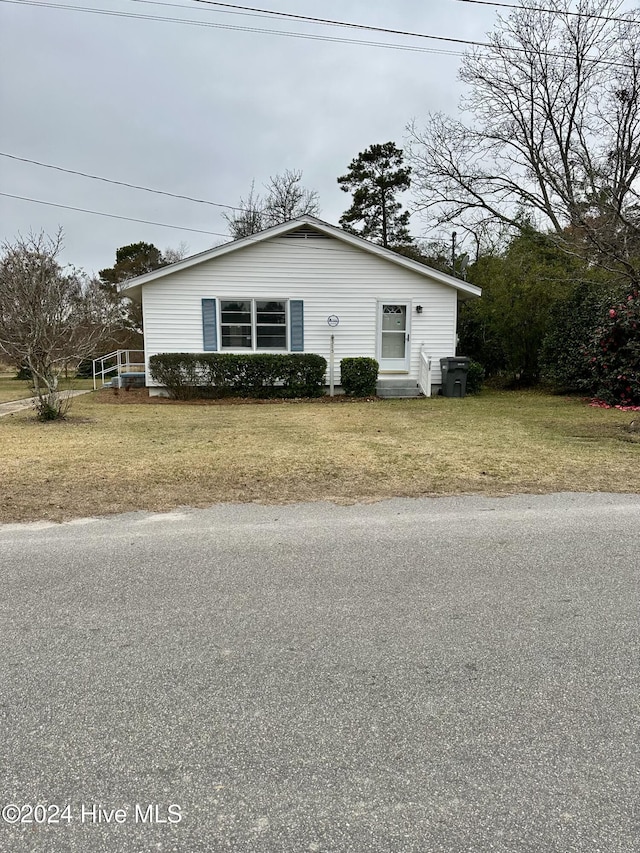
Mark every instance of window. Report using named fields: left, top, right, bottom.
left=220, top=299, right=288, bottom=350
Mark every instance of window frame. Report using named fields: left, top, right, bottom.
left=218, top=297, right=290, bottom=352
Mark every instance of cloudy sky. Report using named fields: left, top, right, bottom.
left=1, top=0, right=506, bottom=273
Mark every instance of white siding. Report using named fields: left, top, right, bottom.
left=141, top=234, right=458, bottom=386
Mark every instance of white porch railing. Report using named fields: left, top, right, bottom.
left=418, top=346, right=432, bottom=397
left=92, top=350, right=145, bottom=390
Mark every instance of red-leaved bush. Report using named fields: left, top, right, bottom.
left=585, top=290, right=640, bottom=406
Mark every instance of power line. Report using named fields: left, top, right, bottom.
left=4, top=0, right=636, bottom=66
left=0, top=1, right=467, bottom=57
left=187, top=0, right=640, bottom=56
left=0, top=190, right=426, bottom=259
left=187, top=0, right=508, bottom=48
left=133, top=0, right=296, bottom=23
left=0, top=152, right=243, bottom=211
left=453, top=0, right=640, bottom=25
left=0, top=191, right=230, bottom=237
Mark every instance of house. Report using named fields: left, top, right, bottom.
left=119, top=216, right=481, bottom=397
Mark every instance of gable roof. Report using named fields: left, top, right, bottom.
left=119, top=215, right=482, bottom=298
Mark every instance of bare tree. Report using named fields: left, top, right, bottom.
left=263, top=169, right=320, bottom=225
left=224, top=170, right=320, bottom=238
left=406, top=0, right=640, bottom=284
left=162, top=241, right=189, bottom=265
left=223, top=181, right=265, bottom=239
left=0, top=230, right=122, bottom=419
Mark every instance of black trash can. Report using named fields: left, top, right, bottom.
left=440, top=356, right=470, bottom=398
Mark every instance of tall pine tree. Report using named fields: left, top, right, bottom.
left=337, top=142, right=413, bottom=249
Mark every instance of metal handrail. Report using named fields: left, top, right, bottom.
left=93, top=350, right=145, bottom=390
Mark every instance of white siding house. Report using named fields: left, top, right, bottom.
left=120, top=216, right=481, bottom=396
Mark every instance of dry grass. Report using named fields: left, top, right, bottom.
left=0, top=373, right=94, bottom=404
left=0, top=374, right=32, bottom=403
left=1, top=389, right=638, bottom=523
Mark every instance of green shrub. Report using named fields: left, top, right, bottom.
left=465, top=359, right=485, bottom=395
left=586, top=289, right=640, bottom=407
left=541, top=283, right=640, bottom=405
left=148, top=353, right=327, bottom=400
left=340, top=357, right=379, bottom=396
left=15, top=364, right=32, bottom=381
left=540, top=281, right=620, bottom=391
left=75, top=358, right=94, bottom=379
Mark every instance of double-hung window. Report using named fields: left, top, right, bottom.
left=220, top=299, right=288, bottom=350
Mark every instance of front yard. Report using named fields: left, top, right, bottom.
left=0, top=372, right=34, bottom=403
left=0, top=389, right=638, bottom=523
left=0, top=371, right=94, bottom=403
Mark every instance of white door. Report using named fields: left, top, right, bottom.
left=377, top=302, right=411, bottom=371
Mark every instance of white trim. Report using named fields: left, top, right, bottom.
left=218, top=296, right=290, bottom=352
left=377, top=300, right=412, bottom=372
left=120, top=215, right=482, bottom=299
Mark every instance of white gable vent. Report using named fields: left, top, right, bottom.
left=283, top=226, right=329, bottom=239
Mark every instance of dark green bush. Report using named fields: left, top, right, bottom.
left=75, top=358, right=94, bottom=379
left=149, top=353, right=327, bottom=400
left=586, top=289, right=640, bottom=407
left=540, top=281, right=620, bottom=392
left=340, top=357, right=379, bottom=396
left=540, top=282, right=639, bottom=406
left=15, top=364, right=32, bottom=381
left=465, top=359, right=485, bottom=395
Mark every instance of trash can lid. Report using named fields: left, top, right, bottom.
left=441, top=356, right=470, bottom=366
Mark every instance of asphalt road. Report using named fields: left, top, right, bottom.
left=1, top=493, right=639, bottom=853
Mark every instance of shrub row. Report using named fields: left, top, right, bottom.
left=149, top=353, right=327, bottom=400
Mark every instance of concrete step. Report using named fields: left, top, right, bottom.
left=376, top=380, right=423, bottom=399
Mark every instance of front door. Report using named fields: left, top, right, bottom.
left=377, top=302, right=411, bottom=371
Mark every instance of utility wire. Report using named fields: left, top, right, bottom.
left=0, top=192, right=230, bottom=237
left=453, top=0, right=640, bottom=25
left=0, top=1, right=467, bottom=57
left=0, top=152, right=244, bottom=211
left=186, top=0, right=497, bottom=47
left=133, top=0, right=296, bottom=23
left=5, top=0, right=634, bottom=66
left=0, top=190, right=425, bottom=259
left=187, top=0, right=640, bottom=52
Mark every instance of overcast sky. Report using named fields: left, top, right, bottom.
left=2, top=0, right=507, bottom=273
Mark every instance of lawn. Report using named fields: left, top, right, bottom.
left=0, top=371, right=94, bottom=403
left=0, top=372, right=33, bottom=403
left=0, top=389, right=638, bottom=523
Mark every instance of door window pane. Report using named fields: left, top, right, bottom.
left=382, top=305, right=406, bottom=332
left=381, top=332, right=406, bottom=359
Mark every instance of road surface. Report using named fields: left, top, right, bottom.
left=1, top=493, right=639, bottom=852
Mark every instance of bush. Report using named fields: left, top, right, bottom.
left=465, top=359, right=485, bottom=395
left=75, top=358, right=94, bottom=379
left=15, top=364, right=31, bottom=381
left=540, top=281, right=620, bottom=391
left=148, top=354, right=202, bottom=400
left=148, top=353, right=327, bottom=400
left=340, top=357, right=379, bottom=396
left=586, top=289, right=640, bottom=407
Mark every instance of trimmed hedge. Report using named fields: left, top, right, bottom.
left=149, top=352, right=327, bottom=400
left=340, top=357, right=379, bottom=396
